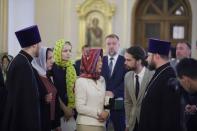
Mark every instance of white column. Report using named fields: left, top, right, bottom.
left=0, top=0, right=8, bottom=53
left=8, top=0, right=35, bottom=56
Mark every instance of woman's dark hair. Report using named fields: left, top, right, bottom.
left=126, top=46, right=147, bottom=66
left=2, top=55, right=11, bottom=63
left=46, top=48, right=53, bottom=61
left=46, top=48, right=54, bottom=77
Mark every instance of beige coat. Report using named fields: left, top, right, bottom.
left=124, top=68, right=154, bottom=131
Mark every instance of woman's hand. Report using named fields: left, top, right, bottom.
left=97, top=110, right=109, bottom=122
left=64, top=107, right=74, bottom=121
left=59, top=97, right=74, bottom=121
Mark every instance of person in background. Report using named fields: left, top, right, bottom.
left=75, top=48, right=110, bottom=131
left=171, top=41, right=195, bottom=131
left=176, top=41, right=191, bottom=60
left=52, top=39, right=77, bottom=131
left=2, top=25, right=42, bottom=131
left=101, top=34, right=127, bottom=131
left=171, top=41, right=191, bottom=69
left=176, top=58, right=197, bottom=131
left=1, top=55, right=11, bottom=82
left=46, top=48, right=55, bottom=81
left=138, top=38, right=181, bottom=131
left=75, top=44, right=90, bottom=76
left=32, top=47, right=61, bottom=131
left=124, top=46, right=154, bottom=131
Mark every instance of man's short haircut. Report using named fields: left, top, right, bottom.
left=176, top=58, right=197, bottom=79
left=105, top=34, right=119, bottom=40
left=82, top=44, right=90, bottom=50
left=176, top=41, right=191, bottom=50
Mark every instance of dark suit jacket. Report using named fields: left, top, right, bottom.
left=0, top=67, right=6, bottom=128
left=0, top=67, right=4, bottom=88
left=101, top=55, right=127, bottom=98
left=75, top=59, right=81, bottom=76
left=138, top=63, right=181, bottom=131
left=52, top=64, right=68, bottom=106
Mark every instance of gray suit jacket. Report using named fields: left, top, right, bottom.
left=124, top=68, right=154, bottom=131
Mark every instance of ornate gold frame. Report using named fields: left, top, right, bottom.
left=77, top=0, right=115, bottom=55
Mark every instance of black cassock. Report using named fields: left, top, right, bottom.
left=0, top=67, right=4, bottom=88
left=138, top=63, right=181, bottom=131
left=0, top=67, right=6, bottom=126
left=1, top=50, right=41, bottom=131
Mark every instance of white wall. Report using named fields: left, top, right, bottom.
left=107, top=0, right=133, bottom=49
left=34, top=0, right=197, bottom=59
left=35, top=0, right=82, bottom=59
left=8, top=0, right=35, bottom=56
left=8, top=0, right=197, bottom=58
left=35, top=0, right=64, bottom=48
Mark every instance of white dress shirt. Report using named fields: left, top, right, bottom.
left=134, top=67, right=146, bottom=89
left=75, top=76, right=106, bottom=126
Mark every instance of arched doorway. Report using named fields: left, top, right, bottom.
left=133, top=0, right=192, bottom=48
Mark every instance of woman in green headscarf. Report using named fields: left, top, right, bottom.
left=52, top=39, right=77, bottom=131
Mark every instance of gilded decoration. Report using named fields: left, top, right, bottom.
left=77, top=0, right=115, bottom=54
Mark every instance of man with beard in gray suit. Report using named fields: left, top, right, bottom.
left=124, top=46, right=154, bottom=131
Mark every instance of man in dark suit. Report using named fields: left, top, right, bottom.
left=171, top=42, right=196, bottom=131
left=176, top=58, right=197, bottom=131
left=138, top=38, right=181, bottom=131
left=101, top=34, right=127, bottom=131
left=75, top=44, right=90, bottom=76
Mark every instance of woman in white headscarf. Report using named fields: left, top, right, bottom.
left=32, top=47, right=61, bottom=131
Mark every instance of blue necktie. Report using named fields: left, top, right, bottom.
left=135, top=75, right=140, bottom=98
left=109, top=57, right=114, bottom=76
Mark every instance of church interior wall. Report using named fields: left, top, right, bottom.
left=2, top=0, right=197, bottom=58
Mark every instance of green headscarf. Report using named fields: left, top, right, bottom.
left=53, top=39, right=76, bottom=108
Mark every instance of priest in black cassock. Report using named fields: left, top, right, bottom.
left=1, top=25, right=42, bottom=131
left=138, top=38, right=181, bottom=131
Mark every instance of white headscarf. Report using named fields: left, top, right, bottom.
left=32, top=46, right=47, bottom=76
